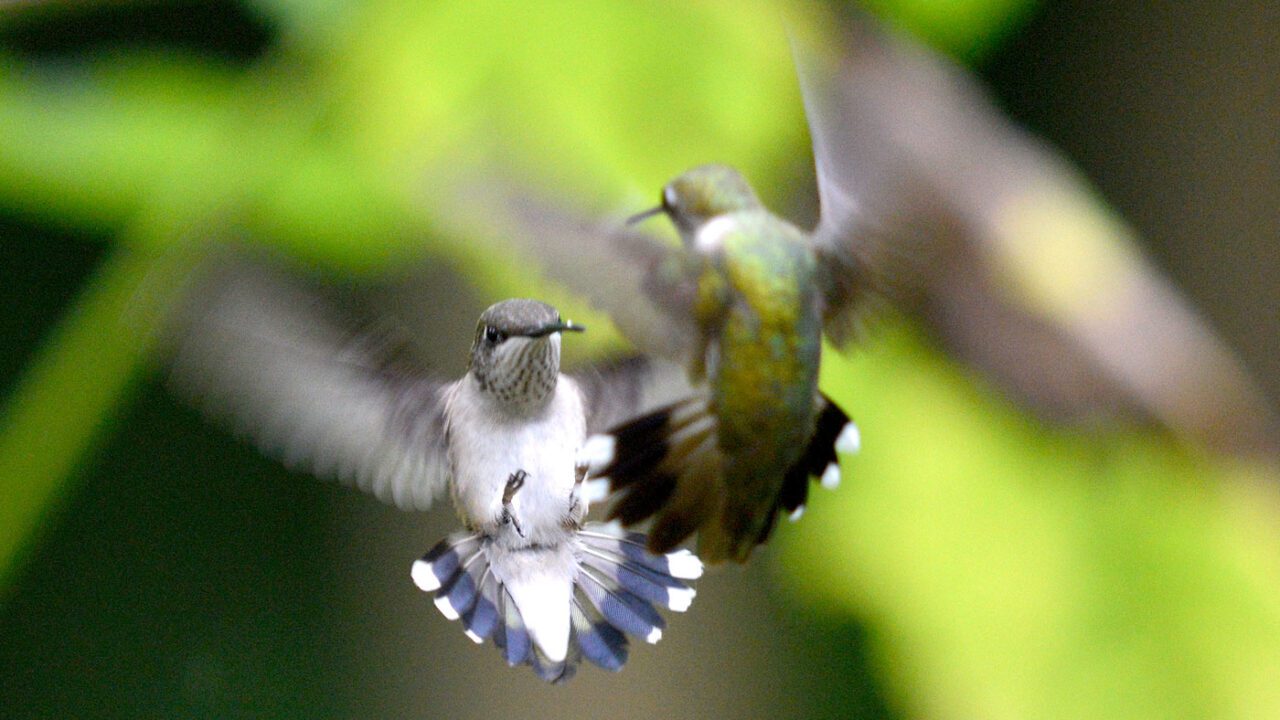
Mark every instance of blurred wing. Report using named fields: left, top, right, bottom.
left=797, top=16, right=1280, bottom=455
left=568, top=356, right=693, bottom=436
left=792, top=28, right=922, bottom=345
left=444, top=176, right=701, bottom=364
left=166, top=259, right=453, bottom=511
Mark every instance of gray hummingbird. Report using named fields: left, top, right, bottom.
left=166, top=263, right=701, bottom=682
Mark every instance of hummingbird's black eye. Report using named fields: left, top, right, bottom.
left=484, top=326, right=505, bottom=344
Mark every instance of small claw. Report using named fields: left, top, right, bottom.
left=502, top=469, right=529, bottom=537
left=504, top=469, right=528, bottom=504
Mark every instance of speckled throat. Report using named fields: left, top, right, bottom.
left=471, top=336, right=560, bottom=410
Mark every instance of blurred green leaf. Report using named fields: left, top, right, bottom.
left=858, top=0, right=1041, bottom=60
left=782, top=326, right=1280, bottom=719
left=0, top=244, right=201, bottom=593
left=0, top=55, right=238, bottom=228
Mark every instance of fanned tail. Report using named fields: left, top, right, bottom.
left=580, top=397, right=725, bottom=554
left=776, top=396, right=860, bottom=523
left=411, top=523, right=702, bottom=682
left=581, top=393, right=859, bottom=561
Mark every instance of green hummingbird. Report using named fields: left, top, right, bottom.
left=578, top=163, right=865, bottom=563
left=440, top=19, right=1278, bottom=565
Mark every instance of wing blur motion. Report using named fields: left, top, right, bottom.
left=569, top=355, right=693, bottom=436
left=164, top=258, right=453, bottom=511
left=444, top=177, right=701, bottom=364
left=798, top=17, right=1280, bottom=456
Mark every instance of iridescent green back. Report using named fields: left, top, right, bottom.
left=704, top=210, right=823, bottom=558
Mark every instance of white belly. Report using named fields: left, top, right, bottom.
left=446, top=377, right=586, bottom=542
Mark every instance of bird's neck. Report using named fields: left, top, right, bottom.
left=471, top=368, right=560, bottom=417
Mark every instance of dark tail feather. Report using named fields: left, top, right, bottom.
left=807, top=395, right=860, bottom=484
left=648, top=436, right=722, bottom=553
left=580, top=397, right=723, bottom=554
left=412, top=524, right=702, bottom=681
left=576, top=562, right=667, bottom=643
left=530, top=645, right=574, bottom=684
left=461, top=568, right=501, bottom=644
left=582, top=392, right=859, bottom=559
left=775, top=395, right=860, bottom=524
left=494, top=585, right=532, bottom=668
left=611, top=470, right=678, bottom=525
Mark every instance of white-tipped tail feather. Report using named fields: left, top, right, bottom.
left=665, top=585, right=697, bottom=613
left=578, top=434, right=616, bottom=473
left=836, top=421, right=860, bottom=454
left=662, top=548, right=704, bottom=580
left=583, top=392, right=858, bottom=557
left=412, top=523, right=701, bottom=682
left=820, top=462, right=841, bottom=490
left=411, top=558, right=442, bottom=592
left=581, top=478, right=610, bottom=504
left=434, top=592, right=463, bottom=621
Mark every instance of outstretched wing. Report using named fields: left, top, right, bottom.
left=792, top=27, right=915, bottom=347
left=445, top=175, right=702, bottom=365
left=568, top=356, right=692, bottom=436
left=796, top=17, right=1279, bottom=455
left=165, top=258, right=454, bottom=511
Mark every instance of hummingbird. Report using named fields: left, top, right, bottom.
left=166, top=264, right=701, bottom=682
left=576, top=164, right=864, bottom=563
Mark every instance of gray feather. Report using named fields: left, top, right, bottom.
left=446, top=175, right=702, bottom=364
left=795, top=18, right=1280, bottom=454
left=568, top=356, right=692, bottom=435
left=165, top=260, right=452, bottom=511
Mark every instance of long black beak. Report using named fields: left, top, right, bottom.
left=525, top=320, right=585, bottom=338
left=626, top=205, right=665, bottom=225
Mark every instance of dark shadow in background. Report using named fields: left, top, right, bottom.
left=1, top=0, right=274, bottom=63
left=0, top=386, right=358, bottom=719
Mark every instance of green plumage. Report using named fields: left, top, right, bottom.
left=616, top=165, right=831, bottom=561
left=588, top=163, right=856, bottom=563
left=695, top=211, right=824, bottom=559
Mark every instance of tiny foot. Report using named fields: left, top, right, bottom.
left=503, top=469, right=528, bottom=503
left=501, top=470, right=528, bottom=538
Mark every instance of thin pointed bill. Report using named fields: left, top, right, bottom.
left=525, top=320, right=586, bottom=338
left=626, top=206, right=665, bottom=225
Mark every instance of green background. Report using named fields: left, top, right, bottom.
left=3, top=1, right=1278, bottom=718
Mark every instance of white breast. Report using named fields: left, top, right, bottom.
left=695, top=215, right=738, bottom=253
left=445, top=376, right=586, bottom=542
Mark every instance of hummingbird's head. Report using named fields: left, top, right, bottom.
left=630, top=164, right=762, bottom=237
left=468, top=299, right=584, bottom=408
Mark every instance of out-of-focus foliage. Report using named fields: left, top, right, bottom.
left=2, top=1, right=1278, bottom=719
left=0, top=245, right=198, bottom=594
left=858, top=0, right=1039, bottom=60
left=784, top=330, right=1280, bottom=718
